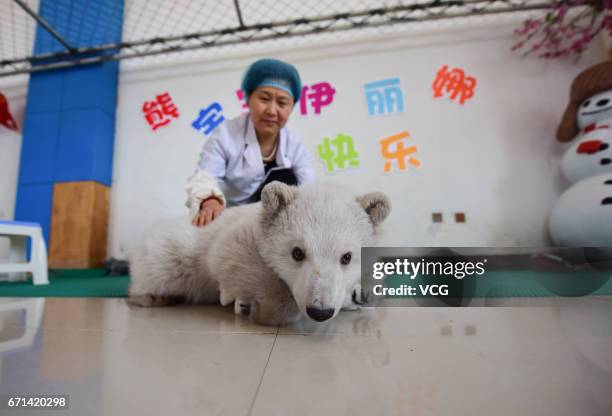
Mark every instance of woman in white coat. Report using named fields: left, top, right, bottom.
left=186, top=58, right=315, bottom=227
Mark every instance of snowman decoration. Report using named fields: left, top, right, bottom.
left=549, top=61, right=612, bottom=246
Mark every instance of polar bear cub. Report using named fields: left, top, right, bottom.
left=128, top=182, right=391, bottom=325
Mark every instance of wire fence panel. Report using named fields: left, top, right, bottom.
left=0, top=0, right=551, bottom=76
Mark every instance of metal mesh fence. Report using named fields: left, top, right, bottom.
left=0, top=0, right=551, bottom=77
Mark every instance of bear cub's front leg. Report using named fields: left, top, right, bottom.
left=218, top=279, right=300, bottom=325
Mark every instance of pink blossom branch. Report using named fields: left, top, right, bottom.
left=513, top=0, right=610, bottom=59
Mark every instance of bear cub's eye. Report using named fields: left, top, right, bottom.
left=292, top=247, right=306, bottom=262
left=340, top=252, right=352, bottom=265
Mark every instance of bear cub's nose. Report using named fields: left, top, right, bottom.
left=306, top=307, right=335, bottom=322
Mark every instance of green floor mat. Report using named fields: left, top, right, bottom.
left=0, top=268, right=610, bottom=299
left=0, top=269, right=129, bottom=298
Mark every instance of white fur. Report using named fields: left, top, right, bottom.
left=128, top=182, right=390, bottom=325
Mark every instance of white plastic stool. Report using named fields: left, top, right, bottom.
left=0, top=220, right=49, bottom=285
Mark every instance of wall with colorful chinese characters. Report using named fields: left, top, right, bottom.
left=106, top=25, right=605, bottom=259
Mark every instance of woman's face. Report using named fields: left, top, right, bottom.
left=248, top=86, right=294, bottom=139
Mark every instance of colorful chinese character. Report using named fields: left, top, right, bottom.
left=364, top=78, right=404, bottom=116
left=0, top=93, right=18, bottom=131
left=432, top=65, right=476, bottom=105
left=192, top=102, right=225, bottom=136
left=142, top=92, right=180, bottom=131
left=380, top=131, right=421, bottom=173
left=235, top=89, right=249, bottom=113
left=317, top=134, right=360, bottom=173
left=300, top=82, right=336, bottom=115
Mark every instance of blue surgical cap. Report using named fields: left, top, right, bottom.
left=241, top=58, right=302, bottom=104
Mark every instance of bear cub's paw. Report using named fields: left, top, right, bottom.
left=342, top=285, right=372, bottom=311
left=126, top=294, right=184, bottom=307
left=234, top=299, right=252, bottom=317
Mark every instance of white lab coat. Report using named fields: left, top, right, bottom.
left=186, top=113, right=315, bottom=214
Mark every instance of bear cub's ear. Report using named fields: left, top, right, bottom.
left=357, top=192, right=391, bottom=226
left=261, top=181, right=296, bottom=214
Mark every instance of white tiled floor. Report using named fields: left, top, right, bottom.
left=0, top=297, right=611, bottom=416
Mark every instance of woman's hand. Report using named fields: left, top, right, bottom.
left=192, top=197, right=225, bottom=227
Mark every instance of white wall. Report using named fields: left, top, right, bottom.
left=108, top=22, right=605, bottom=259
left=0, top=0, right=36, bottom=260
left=0, top=81, right=27, bottom=260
